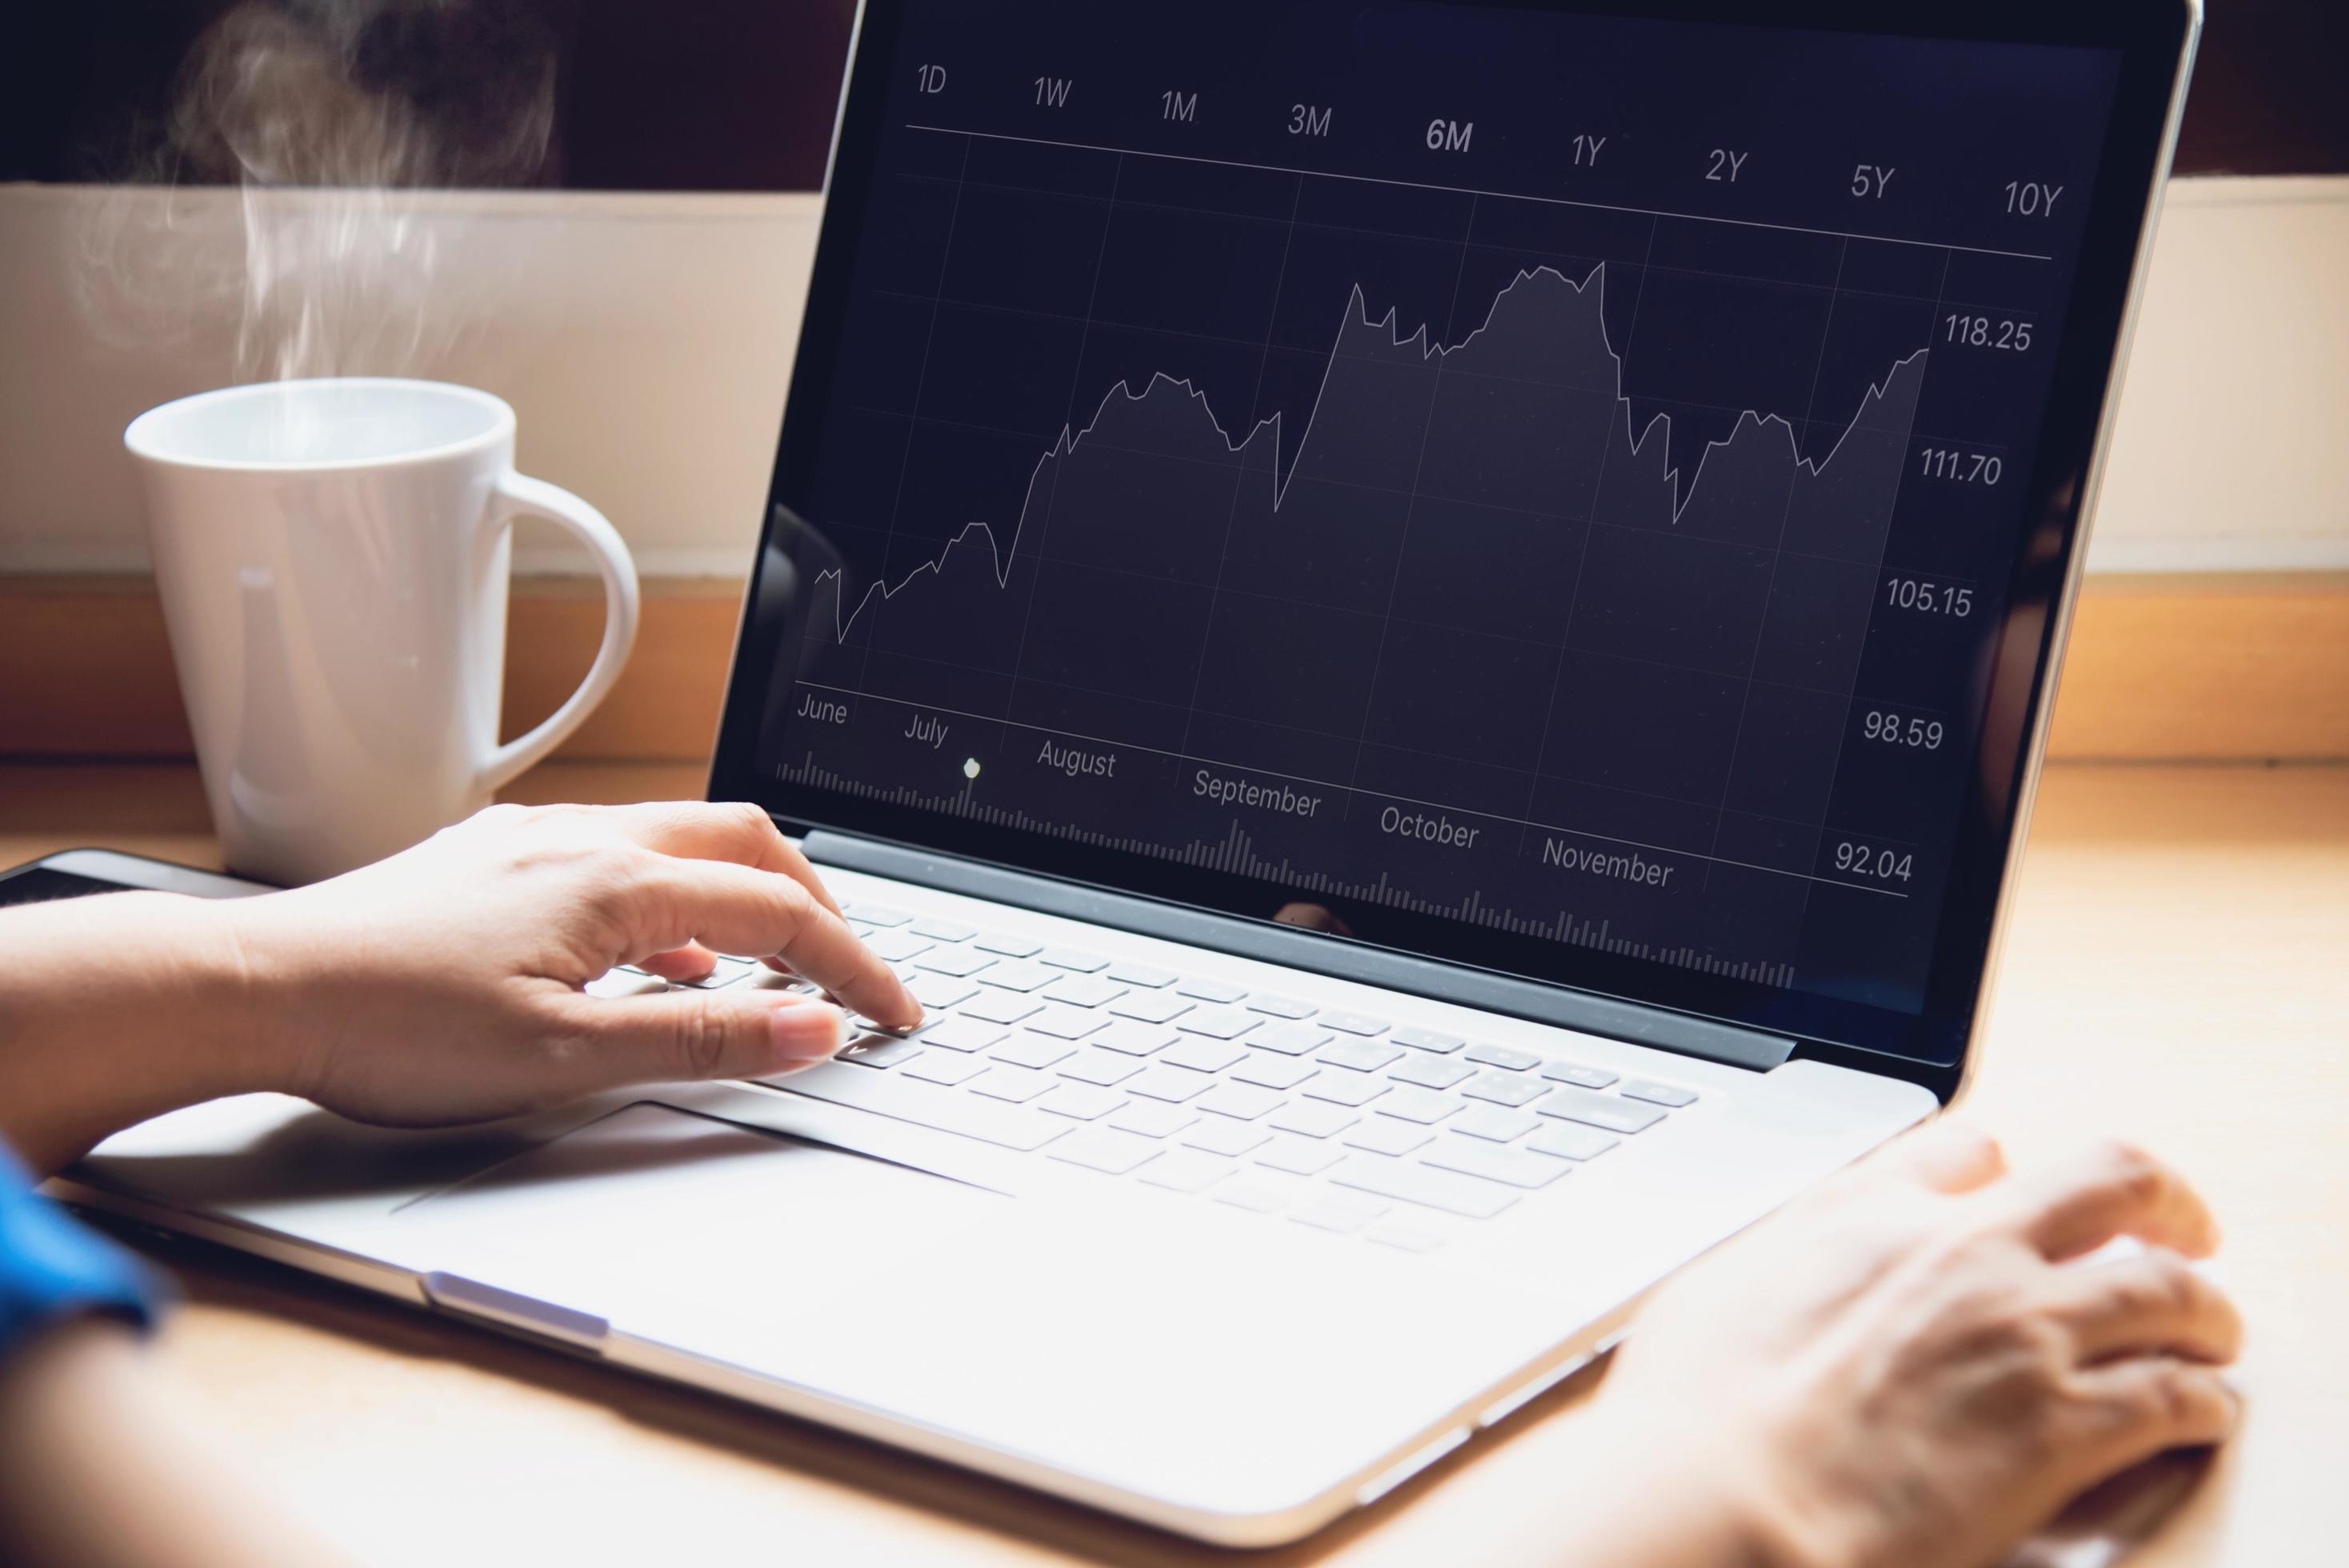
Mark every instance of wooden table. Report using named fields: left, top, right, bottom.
left=2, top=760, right=2343, bottom=1566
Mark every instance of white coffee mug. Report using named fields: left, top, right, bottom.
left=125, top=378, right=639, bottom=885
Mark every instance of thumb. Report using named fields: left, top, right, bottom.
left=559, top=989, right=850, bottom=1090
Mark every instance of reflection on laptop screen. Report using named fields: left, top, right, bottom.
left=750, top=1, right=2124, bottom=1046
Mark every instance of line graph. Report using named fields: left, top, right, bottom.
left=810, top=261, right=1927, bottom=642
left=776, top=234, right=1935, bottom=980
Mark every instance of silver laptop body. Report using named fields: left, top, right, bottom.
left=58, top=0, right=2199, bottom=1545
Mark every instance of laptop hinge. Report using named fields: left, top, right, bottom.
left=803, top=831, right=1794, bottom=1074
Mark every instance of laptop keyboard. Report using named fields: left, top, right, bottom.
left=592, top=899, right=1701, bottom=1253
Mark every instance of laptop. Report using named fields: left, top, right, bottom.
left=44, top=0, right=2199, bottom=1546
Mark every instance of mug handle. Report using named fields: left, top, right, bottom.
left=476, top=470, right=642, bottom=793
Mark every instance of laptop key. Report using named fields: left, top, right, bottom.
left=1126, top=1066, right=1215, bottom=1103
left=1105, top=961, right=1176, bottom=988
left=1319, top=1038, right=1403, bottom=1073
left=762, top=1062, right=1066, bottom=1152
left=973, top=931, right=1042, bottom=958
left=1539, top=1061, right=1618, bottom=1090
left=1389, top=1055, right=1475, bottom=1091
left=1422, top=1138, right=1571, bottom=1190
left=1035, top=1082, right=1123, bottom=1121
left=909, top=916, right=976, bottom=942
left=1091, top=1019, right=1178, bottom=1056
left=1213, top=1182, right=1289, bottom=1214
left=968, top=1066, right=1056, bottom=1103
left=962, top=991, right=1044, bottom=1026
left=1328, top=1156, right=1517, bottom=1219
left=1391, top=1026, right=1464, bottom=1054
left=902, top=1053, right=988, bottom=1087
left=1044, top=974, right=1126, bottom=1009
left=1619, top=1078, right=1698, bottom=1107
left=1138, top=1149, right=1236, bottom=1194
left=1024, top=1004, right=1109, bottom=1041
left=917, top=1018, right=1005, bottom=1053
left=1048, top=1126, right=1162, bottom=1175
left=990, top=1036, right=1074, bottom=1070
left=1363, top=1219, right=1447, bottom=1254
left=1537, top=1086, right=1667, bottom=1134
left=1176, top=1006, right=1259, bottom=1041
left=1229, top=1052, right=1316, bottom=1090
left=1375, top=1086, right=1464, bottom=1124
left=1181, top=1119, right=1271, bottom=1158
left=1464, top=1043, right=1541, bottom=1072
left=864, top=930, right=933, bottom=963
left=1160, top=1036, right=1248, bottom=1074
left=1246, top=995, right=1317, bottom=1019
left=1267, top=1100, right=1356, bottom=1138
left=1107, top=991, right=1191, bottom=1025
left=841, top=1035, right=922, bottom=1069
left=1246, top=1020, right=1331, bottom=1056
left=864, top=929, right=925, bottom=966
left=906, top=975, right=978, bottom=1011
left=1302, top=1072, right=1389, bottom=1109
left=1254, top=1135, right=1347, bottom=1176
left=1290, top=1192, right=1391, bottom=1234
left=1451, top=1105, right=1539, bottom=1142
left=1526, top=1122, right=1620, bottom=1162
left=842, top=902, right=911, bottom=927
left=977, top=960, right=1057, bottom=993
left=914, top=948, right=994, bottom=978
left=1039, top=947, right=1109, bottom=973
left=1057, top=1049, right=1144, bottom=1086
left=1460, top=1072, right=1549, bottom=1109
left=1108, top=1098, right=1199, bottom=1138
left=1342, top=1118, right=1435, bottom=1158
left=1195, top=1082, right=1283, bottom=1120
left=1321, top=1010, right=1389, bottom=1037
left=1174, top=976, right=1247, bottom=1003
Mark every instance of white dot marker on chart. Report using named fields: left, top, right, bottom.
left=962, top=758, right=981, bottom=779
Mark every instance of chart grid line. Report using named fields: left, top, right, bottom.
left=904, top=122, right=2057, bottom=262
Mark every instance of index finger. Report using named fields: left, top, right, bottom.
left=635, top=857, right=919, bottom=1030
left=1990, top=1140, right=2219, bottom=1262
left=598, top=801, right=846, bottom=921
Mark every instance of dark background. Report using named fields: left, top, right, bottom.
left=1, top=0, right=2341, bottom=189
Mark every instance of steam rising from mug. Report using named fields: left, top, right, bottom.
left=79, top=0, right=558, bottom=384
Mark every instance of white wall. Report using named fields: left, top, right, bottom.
left=1, top=176, right=2342, bottom=578
left=2093, top=178, right=2349, bottom=572
left=0, top=184, right=820, bottom=578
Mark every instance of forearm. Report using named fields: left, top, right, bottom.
left=1511, top=1402, right=1807, bottom=1568
left=0, top=893, right=286, bottom=1173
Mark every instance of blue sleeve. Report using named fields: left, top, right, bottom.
left=0, top=1142, right=157, bottom=1362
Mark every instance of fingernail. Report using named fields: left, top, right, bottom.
left=769, top=1001, right=847, bottom=1068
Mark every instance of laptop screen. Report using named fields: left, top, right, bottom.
left=714, top=0, right=2191, bottom=1071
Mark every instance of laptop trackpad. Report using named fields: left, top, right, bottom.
left=396, top=1101, right=1570, bottom=1518
left=398, top=1099, right=1014, bottom=1298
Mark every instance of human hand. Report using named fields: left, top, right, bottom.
left=221, top=802, right=919, bottom=1128
left=1575, top=1126, right=2241, bottom=1568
